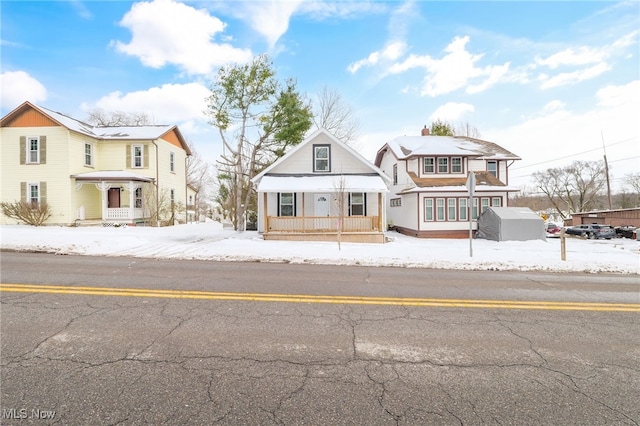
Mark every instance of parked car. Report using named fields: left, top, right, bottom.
left=545, top=223, right=562, bottom=237
left=565, top=224, right=616, bottom=239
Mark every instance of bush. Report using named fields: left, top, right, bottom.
left=1, top=201, right=52, bottom=226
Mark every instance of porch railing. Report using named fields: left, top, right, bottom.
left=106, top=208, right=144, bottom=220
left=267, top=216, right=380, bottom=233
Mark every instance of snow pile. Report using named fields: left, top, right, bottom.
left=1, top=222, right=638, bottom=274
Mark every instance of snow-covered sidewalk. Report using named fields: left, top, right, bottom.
left=1, top=222, right=638, bottom=274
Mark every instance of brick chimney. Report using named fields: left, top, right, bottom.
left=421, top=125, right=430, bottom=136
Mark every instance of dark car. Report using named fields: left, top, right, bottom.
left=565, top=224, right=615, bottom=239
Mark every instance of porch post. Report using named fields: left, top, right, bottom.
left=302, top=193, right=305, bottom=233
left=263, top=192, right=268, bottom=233
left=378, top=193, right=383, bottom=231
left=129, top=180, right=135, bottom=223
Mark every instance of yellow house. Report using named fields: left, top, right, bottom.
left=0, top=101, right=191, bottom=226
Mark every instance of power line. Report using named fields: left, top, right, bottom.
left=510, top=136, right=638, bottom=171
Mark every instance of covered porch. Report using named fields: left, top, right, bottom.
left=256, top=175, right=388, bottom=243
left=72, top=171, right=155, bottom=225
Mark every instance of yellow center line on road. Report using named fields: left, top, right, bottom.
left=1, top=283, right=639, bottom=312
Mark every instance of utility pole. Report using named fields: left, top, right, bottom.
left=601, top=129, right=612, bottom=210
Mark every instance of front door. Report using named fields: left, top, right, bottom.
left=314, top=193, right=331, bottom=231
left=108, top=188, right=121, bottom=208
left=314, top=194, right=330, bottom=217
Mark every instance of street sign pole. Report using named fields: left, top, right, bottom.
left=466, top=172, right=476, bottom=257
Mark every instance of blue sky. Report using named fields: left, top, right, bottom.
left=1, top=1, right=638, bottom=192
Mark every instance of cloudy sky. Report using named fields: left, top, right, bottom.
left=1, top=0, right=638, bottom=191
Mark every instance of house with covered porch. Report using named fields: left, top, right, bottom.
left=0, top=101, right=191, bottom=226
left=251, top=128, right=391, bottom=243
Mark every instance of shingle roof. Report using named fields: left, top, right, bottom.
left=381, top=135, right=520, bottom=161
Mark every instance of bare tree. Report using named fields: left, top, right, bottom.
left=186, top=147, right=214, bottom=221
left=454, top=122, right=481, bottom=138
left=623, top=173, right=640, bottom=194
left=533, top=160, right=607, bottom=219
left=312, top=86, right=359, bottom=144
left=85, top=108, right=154, bottom=126
left=333, top=176, right=347, bottom=251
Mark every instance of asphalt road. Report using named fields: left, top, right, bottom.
left=1, top=252, right=639, bottom=425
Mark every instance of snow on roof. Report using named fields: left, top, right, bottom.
left=255, top=175, right=389, bottom=192
left=39, top=105, right=174, bottom=140
left=71, top=171, right=155, bottom=181
left=386, top=135, right=520, bottom=160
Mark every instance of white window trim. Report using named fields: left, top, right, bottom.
left=451, top=157, right=463, bottom=174
left=279, top=192, right=295, bottom=216
left=84, top=142, right=94, bottom=167
left=437, top=158, right=449, bottom=174
left=436, top=198, right=446, bottom=221
left=349, top=192, right=365, bottom=216
left=132, top=144, right=144, bottom=168
left=423, top=157, right=435, bottom=174
left=424, top=198, right=434, bottom=221
left=27, top=136, right=40, bottom=164
left=487, top=160, right=498, bottom=177
left=28, top=182, right=40, bottom=207
left=459, top=198, right=468, bottom=221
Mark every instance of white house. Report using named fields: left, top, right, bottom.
left=252, top=128, right=391, bottom=243
left=1, top=101, right=191, bottom=226
left=374, top=126, right=521, bottom=238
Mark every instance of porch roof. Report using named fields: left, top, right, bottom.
left=256, top=174, right=389, bottom=193
left=71, top=171, right=155, bottom=182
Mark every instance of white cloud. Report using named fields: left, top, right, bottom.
left=536, top=46, right=606, bottom=69
left=81, top=82, right=210, bottom=124
left=235, top=1, right=303, bottom=49
left=539, top=62, right=611, bottom=90
left=543, top=100, right=566, bottom=112
left=428, top=102, right=475, bottom=123
left=112, top=0, right=252, bottom=75
left=596, top=80, right=640, bottom=107
left=0, top=71, right=47, bottom=110
left=348, top=41, right=407, bottom=74
left=486, top=80, right=640, bottom=191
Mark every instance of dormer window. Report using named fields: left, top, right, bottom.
left=424, top=157, right=435, bottom=174
left=314, top=145, right=330, bottom=172
left=438, top=158, right=449, bottom=173
left=487, top=160, right=497, bottom=177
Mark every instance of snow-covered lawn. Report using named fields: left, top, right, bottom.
left=1, top=222, right=638, bottom=274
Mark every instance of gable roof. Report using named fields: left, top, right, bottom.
left=252, top=128, right=391, bottom=184
left=1, top=101, right=191, bottom=155
left=375, top=134, right=520, bottom=165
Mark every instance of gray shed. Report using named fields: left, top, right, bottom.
left=476, top=207, right=546, bottom=241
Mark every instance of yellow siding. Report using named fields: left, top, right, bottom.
left=1, top=126, right=74, bottom=225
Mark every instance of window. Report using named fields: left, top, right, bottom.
left=84, top=143, right=93, bottom=167
left=436, top=198, right=445, bottom=221
left=393, top=164, right=398, bottom=185
left=438, top=158, right=449, bottom=173
left=28, top=183, right=39, bottom=208
left=170, top=152, right=175, bottom=173
left=132, top=145, right=143, bottom=168
left=170, top=189, right=175, bottom=206
left=423, top=157, right=435, bottom=174
left=471, top=198, right=479, bottom=219
left=349, top=192, right=365, bottom=216
left=424, top=198, right=434, bottom=221
left=487, top=161, right=497, bottom=177
left=390, top=198, right=402, bottom=207
left=314, top=145, right=330, bottom=172
left=492, top=197, right=502, bottom=207
left=451, top=157, right=462, bottom=173
left=279, top=193, right=294, bottom=216
left=481, top=197, right=490, bottom=214
left=448, top=199, right=457, bottom=221
left=135, top=188, right=143, bottom=208
left=28, top=137, right=40, bottom=164
left=459, top=198, right=468, bottom=221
